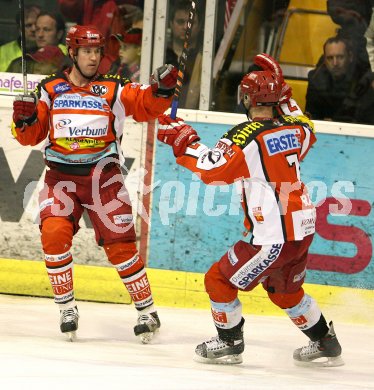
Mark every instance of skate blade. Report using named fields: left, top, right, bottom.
left=138, top=326, right=160, bottom=344
left=294, top=355, right=345, bottom=368
left=64, top=331, right=77, bottom=342
left=138, top=331, right=154, bottom=344
left=194, top=354, right=243, bottom=365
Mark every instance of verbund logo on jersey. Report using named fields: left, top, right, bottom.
left=264, top=129, right=301, bottom=156
left=53, top=114, right=109, bottom=138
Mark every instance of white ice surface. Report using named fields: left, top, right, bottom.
left=0, top=294, right=373, bottom=390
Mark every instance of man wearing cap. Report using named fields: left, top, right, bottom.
left=110, top=28, right=142, bottom=82
left=7, top=46, right=69, bottom=75
left=10, top=25, right=177, bottom=344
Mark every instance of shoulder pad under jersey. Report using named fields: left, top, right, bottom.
left=280, top=114, right=315, bottom=133
left=102, top=73, right=131, bottom=86
left=34, top=71, right=67, bottom=98
left=222, top=120, right=267, bottom=148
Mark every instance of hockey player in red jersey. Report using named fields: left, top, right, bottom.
left=157, top=54, right=344, bottom=366
left=11, top=25, right=177, bottom=343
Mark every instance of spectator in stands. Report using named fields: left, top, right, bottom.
left=109, top=28, right=142, bottom=82
left=165, top=0, right=204, bottom=109
left=0, top=4, right=40, bottom=72
left=119, top=4, right=144, bottom=30
left=356, top=1, right=374, bottom=123
left=305, top=36, right=371, bottom=122
left=131, top=7, right=144, bottom=29
left=34, top=12, right=67, bottom=53
left=7, top=12, right=68, bottom=74
left=6, top=45, right=69, bottom=75
left=365, top=1, right=374, bottom=82
left=57, top=0, right=125, bottom=73
left=327, top=0, right=372, bottom=72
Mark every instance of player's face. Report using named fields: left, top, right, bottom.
left=76, top=47, right=101, bottom=77
left=324, top=42, right=352, bottom=78
left=35, top=15, right=62, bottom=48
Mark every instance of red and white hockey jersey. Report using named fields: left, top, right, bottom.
left=177, top=103, right=316, bottom=245
left=12, top=71, right=172, bottom=165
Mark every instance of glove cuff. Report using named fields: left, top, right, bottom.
left=153, top=87, right=175, bottom=98
left=15, top=111, right=37, bottom=128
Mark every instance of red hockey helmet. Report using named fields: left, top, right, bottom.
left=239, top=70, right=282, bottom=106
left=66, top=25, right=105, bottom=51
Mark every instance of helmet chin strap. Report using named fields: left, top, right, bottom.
left=72, top=56, right=97, bottom=81
left=240, top=100, right=251, bottom=120
left=241, top=95, right=252, bottom=121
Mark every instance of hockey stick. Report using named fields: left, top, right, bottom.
left=170, top=0, right=197, bottom=119
left=18, top=0, right=28, bottom=94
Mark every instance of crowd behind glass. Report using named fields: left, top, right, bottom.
left=1, top=0, right=374, bottom=125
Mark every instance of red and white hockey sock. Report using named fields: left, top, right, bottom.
left=210, top=298, right=242, bottom=330
left=44, top=250, right=76, bottom=308
left=114, top=255, right=154, bottom=310
left=105, top=242, right=155, bottom=311
left=284, top=293, right=322, bottom=331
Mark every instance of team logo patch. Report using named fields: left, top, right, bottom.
left=56, top=138, right=105, bottom=150
left=293, top=268, right=306, bottom=282
left=45, top=251, right=71, bottom=262
left=252, top=207, right=264, bottom=223
left=55, top=118, right=72, bottom=130
left=211, top=309, right=228, bottom=324
left=53, top=93, right=105, bottom=110
left=263, top=129, right=301, bottom=156
left=230, top=121, right=264, bottom=146
left=114, top=214, right=133, bottom=224
left=207, top=150, right=222, bottom=164
left=90, top=84, right=108, bottom=96
left=116, top=255, right=139, bottom=272
left=70, top=142, right=80, bottom=150
left=228, top=246, right=239, bottom=266
left=291, top=315, right=307, bottom=326
left=215, top=140, right=235, bottom=158
left=54, top=82, right=71, bottom=93
left=53, top=114, right=109, bottom=138
left=40, top=197, right=54, bottom=211
left=230, top=243, right=283, bottom=288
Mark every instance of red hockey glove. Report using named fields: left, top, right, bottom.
left=150, top=64, right=178, bottom=97
left=13, top=94, right=37, bottom=128
left=254, top=53, right=284, bottom=82
left=279, top=81, right=292, bottom=104
left=157, top=114, right=200, bottom=157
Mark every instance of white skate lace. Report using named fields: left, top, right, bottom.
left=300, top=340, right=320, bottom=356
left=205, top=336, right=228, bottom=351
left=137, top=314, right=158, bottom=330
left=61, top=308, right=78, bottom=324
left=138, top=314, right=153, bottom=324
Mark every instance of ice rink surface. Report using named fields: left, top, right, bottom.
left=0, top=294, right=373, bottom=390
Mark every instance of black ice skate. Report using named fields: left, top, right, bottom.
left=134, top=311, right=160, bottom=344
left=293, top=321, right=344, bottom=367
left=194, top=318, right=245, bottom=365
left=60, top=306, right=79, bottom=342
